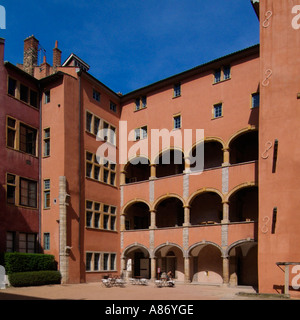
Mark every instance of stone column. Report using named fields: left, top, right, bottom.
left=151, top=257, right=157, bottom=280
left=59, top=176, right=69, bottom=284
left=222, top=201, right=230, bottom=223
left=120, top=214, right=126, bottom=231
left=149, top=210, right=157, bottom=229
left=184, top=156, right=191, bottom=174
left=184, top=257, right=190, bottom=283
left=120, top=170, right=126, bottom=185
left=183, top=206, right=191, bottom=226
left=222, top=255, right=230, bottom=285
left=149, top=164, right=156, bottom=180
left=222, top=147, right=230, bottom=166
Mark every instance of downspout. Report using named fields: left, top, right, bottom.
left=38, top=82, right=42, bottom=253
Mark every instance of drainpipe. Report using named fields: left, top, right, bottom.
left=59, top=176, right=70, bottom=284
left=38, top=82, right=42, bottom=253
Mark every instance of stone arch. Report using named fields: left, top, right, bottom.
left=225, top=126, right=258, bottom=149
left=153, top=193, right=186, bottom=210
left=121, top=199, right=151, bottom=215
left=188, top=187, right=224, bottom=206
left=225, top=182, right=257, bottom=202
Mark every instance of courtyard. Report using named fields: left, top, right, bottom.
left=0, top=282, right=291, bottom=301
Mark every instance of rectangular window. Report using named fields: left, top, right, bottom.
left=6, top=232, right=15, bottom=252
left=86, top=111, right=93, bottom=133
left=30, top=90, right=38, bottom=108
left=19, top=123, right=37, bottom=156
left=44, top=233, right=50, bottom=250
left=94, top=253, right=100, bottom=271
left=252, top=92, right=260, bottom=108
left=173, top=115, right=181, bottom=129
left=110, top=254, right=116, bottom=270
left=7, top=174, right=16, bottom=205
left=43, top=128, right=50, bottom=157
left=94, top=116, right=100, bottom=135
left=213, top=103, right=223, bottom=118
left=44, top=90, right=50, bottom=104
left=19, top=233, right=36, bottom=253
left=110, top=101, right=117, bottom=113
left=8, top=77, right=17, bottom=97
left=214, top=68, right=221, bottom=83
left=44, top=179, right=50, bottom=209
left=20, top=84, right=29, bottom=103
left=135, top=96, right=147, bottom=111
left=174, top=83, right=181, bottom=97
left=93, top=89, right=100, bottom=102
left=103, top=253, right=109, bottom=271
left=223, top=65, right=231, bottom=80
left=7, top=117, right=16, bottom=149
left=86, top=253, right=93, bottom=271
left=20, top=178, right=37, bottom=208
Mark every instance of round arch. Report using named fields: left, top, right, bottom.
left=153, top=193, right=186, bottom=210
left=122, top=243, right=151, bottom=259
left=225, top=182, right=257, bottom=202
left=152, top=146, right=185, bottom=165
left=154, top=242, right=185, bottom=257
left=124, top=155, right=151, bottom=171
left=225, top=126, right=258, bottom=149
left=121, top=199, right=151, bottom=215
left=188, top=241, right=224, bottom=257
left=188, top=187, right=224, bottom=206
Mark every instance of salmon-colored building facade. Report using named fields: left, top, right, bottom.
left=1, top=0, right=300, bottom=297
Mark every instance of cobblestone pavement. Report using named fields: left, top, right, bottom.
left=0, top=282, right=291, bottom=300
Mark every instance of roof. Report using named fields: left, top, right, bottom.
left=121, top=44, right=260, bottom=102
left=62, top=53, right=90, bottom=71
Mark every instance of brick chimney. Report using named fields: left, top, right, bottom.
left=23, top=35, right=39, bottom=76
left=53, top=40, right=61, bottom=68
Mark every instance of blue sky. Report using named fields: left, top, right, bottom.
left=0, top=0, right=259, bottom=94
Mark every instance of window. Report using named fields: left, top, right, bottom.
left=135, top=96, right=147, bottom=111
left=214, top=68, right=221, bottom=83
left=44, top=233, right=50, bottom=250
left=86, top=151, right=116, bottom=186
left=7, top=117, right=16, bottom=149
left=85, top=252, right=116, bottom=272
left=174, top=83, right=181, bottom=97
left=19, top=233, right=36, bottom=253
left=252, top=92, right=260, bottom=108
left=110, top=101, right=117, bottom=113
left=6, top=117, right=38, bottom=156
left=19, top=123, right=37, bottom=156
left=6, top=174, right=38, bottom=208
left=44, top=90, right=50, bottom=104
left=214, top=66, right=231, bottom=83
left=20, top=84, right=29, bottom=103
left=134, top=126, right=147, bottom=141
left=173, top=115, right=181, bottom=129
left=30, top=90, right=38, bottom=108
left=8, top=77, right=17, bottom=97
left=213, top=103, right=223, bottom=118
left=85, top=200, right=116, bottom=230
left=93, top=89, right=101, bottom=102
left=6, top=232, right=15, bottom=252
left=44, top=179, right=50, bottom=209
left=94, top=116, right=100, bottom=135
left=43, top=128, right=50, bottom=157
left=20, top=178, right=37, bottom=208
left=223, top=65, right=231, bottom=80
left=7, top=174, right=16, bottom=205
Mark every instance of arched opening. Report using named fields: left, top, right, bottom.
left=125, top=157, right=150, bottom=183
left=228, top=241, right=258, bottom=287
left=155, top=149, right=184, bottom=178
left=229, top=186, right=258, bottom=222
left=229, top=131, right=258, bottom=165
left=155, top=245, right=184, bottom=281
left=123, top=245, right=151, bottom=279
left=155, top=197, right=184, bottom=228
left=189, top=243, right=223, bottom=284
left=124, top=201, right=150, bottom=230
left=190, top=141, right=223, bottom=171
left=190, top=192, right=223, bottom=225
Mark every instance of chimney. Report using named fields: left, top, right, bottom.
left=23, top=35, right=39, bottom=76
left=0, top=38, right=5, bottom=63
left=53, top=40, right=62, bottom=68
